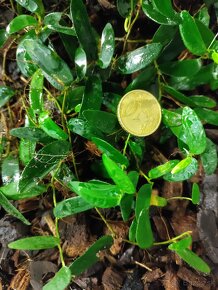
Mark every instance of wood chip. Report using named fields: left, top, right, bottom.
left=102, top=267, right=125, bottom=290
left=9, top=267, right=30, bottom=290
left=142, top=268, right=163, bottom=284
left=162, top=181, right=183, bottom=211
left=177, top=267, right=209, bottom=288
left=162, top=269, right=180, bottom=290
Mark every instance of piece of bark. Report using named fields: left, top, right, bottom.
left=8, top=267, right=30, bottom=290
left=177, top=267, right=209, bottom=289
left=162, top=269, right=180, bottom=290
left=162, top=181, right=183, bottom=211
left=153, top=216, right=170, bottom=241
left=102, top=267, right=125, bottom=290
left=142, top=268, right=163, bottom=284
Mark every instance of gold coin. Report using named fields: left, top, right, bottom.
left=117, top=90, right=161, bottom=137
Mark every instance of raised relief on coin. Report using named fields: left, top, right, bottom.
left=117, top=90, right=161, bottom=137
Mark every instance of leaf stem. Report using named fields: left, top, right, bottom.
left=139, top=170, right=153, bottom=185
left=123, top=133, right=131, bottom=156
left=95, top=207, right=116, bottom=237
left=153, top=231, right=192, bottom=246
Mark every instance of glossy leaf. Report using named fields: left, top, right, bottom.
left=163, top=85, right=196, bottom=107
left=128, top=140, right=144, bottom=165
left=174, top=248, right=211, bottom=274
left=15, top=0, right=44, bottom=15
left=10, top=127, right=53, bottom=143
left=29, top=69, right=44, bottom=114
left=189, top=95, right=216, bottom=108
left=171, top=157, right=193, bottom=174
left=70, top=236, right=113, bottom=276
left=75, top=47, right=87, bottom=80
left=39, top=112, right=68, bottom=140
left=16, top=32, right=38, bottom=77
left=0, top=29, right=8, bottom=48
left=179, top=11, right=207, bottom=55
left=44, top=12, right=76, bottom=35
left=83, top=110, right=118, bottom=134
left=70, top=0, right=97, bottom=60
left=92, top=137, right=129, bottom=167
left=197, top=7, right=210, bottom=27
left=196, top=19, right=214, bottom=47
left=18, top=140, right=70, bottom=192
left=182, top=107, right=206, bottom=154
left=43, top=266, right=71, bottom=290
left=136, top=208, right=154, bottom=249
left=79, top=76, right=102, bottom=115
left=22, top=38, right=73, bottom=87
left=0, top=190, right=30, bottom=225
left=68, top=180, right=122, bottom=208
left=129, top=217, right=137, bottom=242
left=168, top=236, right=192, bottom=251
left=68, top=118, right=104, bottom=139
left=163, top=157, right=198, bottom=182
left=162, top=109, right=182, bottom=127
left=153, top=25, right=178, bottom=47
left=148, top=160, right=179, bottom=179
left=102, top=154, right=135, bottom=194
left=1, top=156, right=19, bottom=185
left=152, top=0, right=180, bottom=23
left=19, top=139, right=36, bottom=165
left=194, top=108, right=218, bottom=126
left=117, top=0, right=136, bottom=18
left=58, top=86, right=84, bottom=113
left=54, top=196, right=93, bottom=218
left=1, top=181, right=46, bottom=200
left=150, top=195, right=167, bottom=207
left=0, top=86, right=15, bottom=108
left=191, top=183, right=200, bottom=204
left=159, top=59, right=201, bottom=77
left=201, top=138, right=218, bottom=175
left=142, top=0, right=177, bottom=25
left=120, top=194, right=134, bottom=221
left=6, top=15, right=37, bottom=34
left=136, top=184, right=152, bottom=220
left=98, top=23, right=115, bottom=69
left=8, top=236, right=59, bottom=250
left=116, top=43, right=162, bottom=74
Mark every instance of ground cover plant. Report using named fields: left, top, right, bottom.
left=0, top=0, right=218, bottom=288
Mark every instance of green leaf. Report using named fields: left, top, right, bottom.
left=116, top=43, right=162, bottom=74
left=162, top=108, right=182, bottom=127
left=8, top=236, right=59, bottom=250
left=1, top=181, right=46, bottom=200
left=153, top=25, right=178, bottom=47
left=0, top=29, right=8, bottom=48
left=148, top=160, right=179, bottom=179
left=70, top=235, right=113, bottom=276
left=70, top=0, right=97, bottom=61
left=120, top=194, right=134, bottom=221
left=44, top=12, right=76, bottom=35
left=19, top=139, right=36, bottom=165
left=189, top=95, right=216, bottom=108
left=22, top=38, right=73, bottom=88
left=159, top=59, right=201, bottom=77
left=171, top=157, right=193, bottom=174
left=75, top=47, right=87, bottom=80
left=83, top=110, right=118, bottom=134
left=1, top=156, right=19, bottom=185
left=168, top=236, right=192, bottom=251
left=201, top=138, right=217, bottom=175
left=174, top=248, right=211, bottom=274
left=194, top=108, right=218, bottom=126
left=102, top=154, right=135, bottom=194
left=163, top=157, right=198, bottom=182
left=191, top=183, right=200, bottom=204
left=163, top=85, right=196, bottom=107
left=68, top=118, right=104, bottom=139
left=0, top=190, right=30, bottom=225
left=39, top=112, right=68, bottom=140
left=179, top=11, right=207, bottom=55
left=18, top=140, right=70, bottom=192
left=142, top=0, right=177, bottom=25
left=10, top=127, right=53, bottom=143
left=68, top=180, right=122, bottom=208
left=117, top=0, right=137, bottom=18
left=92, top=137, right=129, bottom=167
left=129, top=217, right=137, bottom=242
left=182, top=107, right=206, bottom=154
left=6, top=15, right=37, bottom=34
left=128, top=139, right=145, bottom=165
left=150, top=195, right=167, bottom=207
left=195, top=19, right=214, bottom=47
left=43, top=266, right=71, bottom=290
left=29, top=69, right=44, bottom=114
left=152, top=0, right=180, bottom=23
left=197, top=6, right=210, bottom=27
left=98, top=23, right=115, bottom=69
left=54, top=196, right=93, bottom=218
left=79, top=76, right=102, bottom=115
left=136, top=208, right=154, bottom=249
left=0, top=86, right=15, bottom=108
left=15, top=0, right=44, bottom=15
left=135, top=184, right=152, bottom=220
left=58, top=86, right=84, bottom=114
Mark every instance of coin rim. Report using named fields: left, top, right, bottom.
left=117, top=90, right=162, bottom=137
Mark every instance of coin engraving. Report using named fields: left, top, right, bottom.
left=117, top=90, right=161, bottom=137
